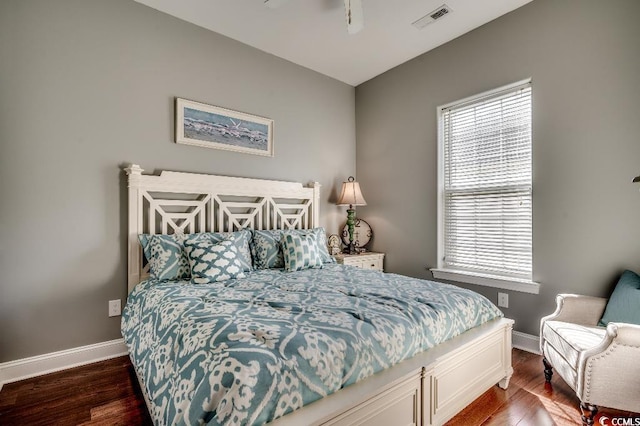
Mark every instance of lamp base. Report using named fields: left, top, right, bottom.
left=345, top=207, right=357, bottom=255
left=345, top=242, right=356, bottom=255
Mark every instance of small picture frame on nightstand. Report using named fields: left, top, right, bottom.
left=327, top=234, right=342, bottom=256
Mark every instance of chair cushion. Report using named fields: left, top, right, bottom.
left=544, top=342, right=578, bottom=390
left=599, top=270, right=640, bottom=327
left=542, top=321, right=606, bottom=370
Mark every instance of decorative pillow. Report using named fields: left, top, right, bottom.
left=301, top=227, right=335, bottom=264
left=598, top=270, right=640, bottom=327
left=251, top=230, right=285, bottom=269
left=250, top=227, right=334, bottom=270
left=191, top=230, right=253, bottom=272
left=138, top=234, right=190, bottom=281
left=184, top=238, right=246, bottom=284
left=281, top=233, right=324, bottom=272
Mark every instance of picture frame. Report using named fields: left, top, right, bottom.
left=175, top=98, right=274, bottom=157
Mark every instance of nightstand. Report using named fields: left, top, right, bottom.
left=333, top=252, right=384, bottom=272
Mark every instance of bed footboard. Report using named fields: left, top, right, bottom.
left=269, top=317, right=513, bottom=426
left=427, top=319, right=513, bottom=425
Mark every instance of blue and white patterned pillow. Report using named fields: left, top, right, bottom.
left=281, top=233, right=324, bottom=272
left=139, top=230, right=253, bottom=279
left=303, top=227, right=335, bottom=264
left=184, top=238, right=246, bottom=284
left=191, top=230, right=253, bottom=272
left=138, top=234, right=190, bottom=281
left=251, top=227, right=334, bottom=269
left=251, top=230, right=285, bottom=269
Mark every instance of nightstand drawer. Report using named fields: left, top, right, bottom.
left=362, top=258, right=383, bottom=271
left=333, top=253, right=384, bottom=272
left=341, top=258, right=364, bottom=268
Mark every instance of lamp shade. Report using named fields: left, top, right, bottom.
left=337, top=176, right=367, bottom=206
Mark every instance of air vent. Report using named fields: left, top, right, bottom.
left=412, top=4, right=452, bottom=30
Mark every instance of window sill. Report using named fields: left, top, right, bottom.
left=430, top=268, right=540, bottom=294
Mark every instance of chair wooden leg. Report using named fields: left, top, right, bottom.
left=542, top=357, right=553, bottom=382
left=580, top=402, right=598, bottom=426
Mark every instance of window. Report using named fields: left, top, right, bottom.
left=432, top=80, right=538, bottom=294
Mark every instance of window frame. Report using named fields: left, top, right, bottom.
left=431, top=79, right=539, bottom=294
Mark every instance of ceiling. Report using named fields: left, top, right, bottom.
left=133, top=0, right=533, bottom=86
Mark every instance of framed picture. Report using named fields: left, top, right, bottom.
left=176, top=98, right=274, bottom=157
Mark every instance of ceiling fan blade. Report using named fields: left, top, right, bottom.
left=344, top=0, right=364, bottom=34
left=264, top=0, right=289, bottom=9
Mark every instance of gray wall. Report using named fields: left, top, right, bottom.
left=355, top=0, right=640, bottom=336
left=0, top=0, right=355, bottom=362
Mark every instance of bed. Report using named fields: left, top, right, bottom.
left=122, top=164, right=513, bottom=426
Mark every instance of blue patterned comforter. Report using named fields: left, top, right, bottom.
left=122, top=264, right=502, bottom=425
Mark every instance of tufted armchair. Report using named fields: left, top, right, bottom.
left=540, top=294, right=640, bottom=425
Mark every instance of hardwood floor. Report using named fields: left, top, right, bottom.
left=0, top=356, right=151, bottom=425
left=447, top=349, right=637, bottom=426
left=0, top=349, right=637, bottom=425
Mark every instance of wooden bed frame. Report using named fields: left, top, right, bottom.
left=125, top=164, right=513, bottom=426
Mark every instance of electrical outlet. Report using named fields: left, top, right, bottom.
left=108, top=299, right=121, bottom=317
left=497, top=292, right=509, bottom=308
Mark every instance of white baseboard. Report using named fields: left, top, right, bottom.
left=512, top=331, right=540, bottom=354
left=0, top=338, right=128, bottom=391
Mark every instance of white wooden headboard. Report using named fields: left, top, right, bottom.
left=125, top=164, right=320, bottom=292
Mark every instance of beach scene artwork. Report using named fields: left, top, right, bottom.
left=176, top=98, right=274, bottom=157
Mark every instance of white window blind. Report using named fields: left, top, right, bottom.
left=441, top=82, right=532, bottom=280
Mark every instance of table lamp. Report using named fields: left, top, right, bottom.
left=337, top=176, right=367, bottom=254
